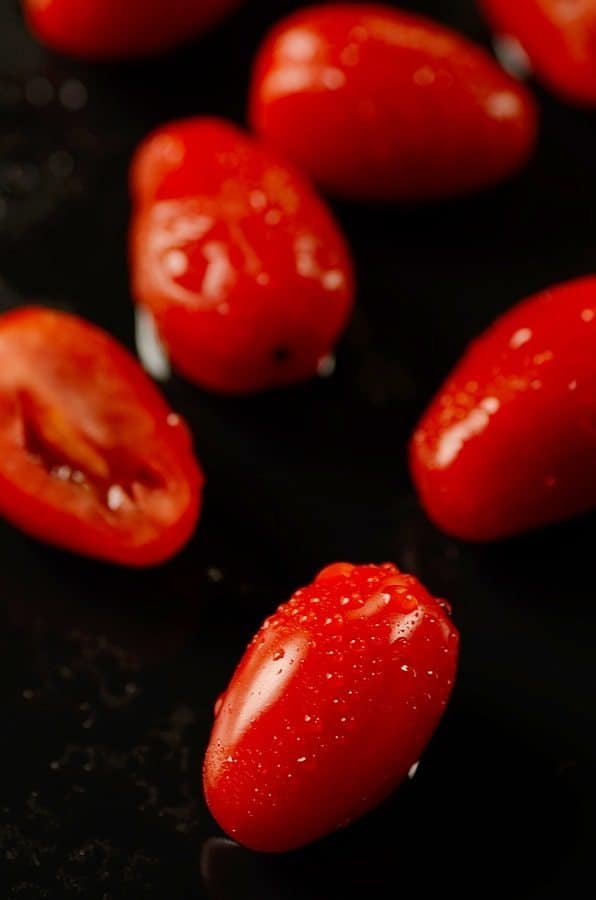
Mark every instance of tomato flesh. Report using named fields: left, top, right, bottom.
left=0, top=307, right=203, bottom=566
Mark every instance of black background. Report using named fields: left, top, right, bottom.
left=0, top=0, right=595, bottom=897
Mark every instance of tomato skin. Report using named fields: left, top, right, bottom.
left=203, top=562, right=458, bottom=852
left=22, top=0, right=241, bottom=60
left=249, top=4, right=537, bottom=202
left=410, top=277, right=596, bottom=541
left=130, top=117, right=354, bottom=394
left=0, top=307, right=203, bottom=566
left=480, top=0, right=596, bottom=106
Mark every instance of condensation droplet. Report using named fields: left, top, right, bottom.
left=317, top=354, right=336, bottom=377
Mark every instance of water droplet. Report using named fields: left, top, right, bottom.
left=322, top=269, right=344, bottom=291
left=509, top=327, right=532, bottom=349
left=107, top=484, right=127, bottom=511
left=316, top=562, right=354, bottom=581
left=317, top=353, right=336, bottom=377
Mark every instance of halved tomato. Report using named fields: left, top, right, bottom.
left=0, top=307, right=203, bottom=566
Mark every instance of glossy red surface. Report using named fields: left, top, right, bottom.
left=203, top=562, right=459, bottom=852
left=130, top=117, right=354, bottom=394
left=250, top=3, right=537, bottom=201
left=22, top=0, right=241, bottom=59
left=0, top=307, right=203, bottom=566
left=480, top=0, right=596, bottom=106
left=410, top=276, right=596, bottom=541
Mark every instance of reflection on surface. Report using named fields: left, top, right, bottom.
left=201, top=704, right=589, bottom=900
left=201, top=838, right=299, bottom=900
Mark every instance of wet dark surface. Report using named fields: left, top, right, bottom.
left=0, top=0, right=595, bottom=897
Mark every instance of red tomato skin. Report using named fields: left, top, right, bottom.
left=249, top=4, right=537, bottom=202
left=203, top=562, right=459, bottom=852
left=480, top=0, right=596, bottom=106
left=22, top=0, right=241, bottom=60
left=0, top=307, right=203, bottom=566
left=130, top=117, right=354, bottom=394
left=410, top=276, right=596, bottom=541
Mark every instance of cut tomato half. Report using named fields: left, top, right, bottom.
left=0, top=307, right=203, bottom=566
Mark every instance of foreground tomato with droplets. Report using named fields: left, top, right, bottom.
left=411, top=276, right=596, bottom=541
left=203, top=562, right=458, bottom=852
left=22, top=0, right=241, bottom=60
left=130, top=117, right=353, bottom=394
left=0, top=307, right=203, bottom=566
left=249, top=4, right=537, bottom=202
left=480, top=0, right=596, bottom=106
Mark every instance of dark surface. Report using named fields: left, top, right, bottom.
left=0, top=0, right=594, bottom=897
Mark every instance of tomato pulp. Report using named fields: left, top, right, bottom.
left=0, top=307, right=203, bottom=565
